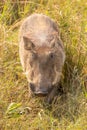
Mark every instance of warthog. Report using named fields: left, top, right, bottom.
left=19, top=14, right=65, bottom=103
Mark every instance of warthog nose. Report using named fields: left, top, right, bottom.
left=34, top=90, right=48, bottom=97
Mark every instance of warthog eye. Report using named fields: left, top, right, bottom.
left=49, top=53, right=54, bottom=59
left=30, top=52, right=37, bottom=60
left=31, top=53, right=35, bottom=59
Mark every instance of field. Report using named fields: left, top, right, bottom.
left=0, top=0, right=87, bottom=130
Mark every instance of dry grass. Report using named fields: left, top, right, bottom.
left=0, top=0, right=87, bottom=130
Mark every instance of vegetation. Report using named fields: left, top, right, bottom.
left=0, top=0, right=87, bottom=130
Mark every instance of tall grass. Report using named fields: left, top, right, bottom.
left=0, top=0, right=87, bottom=130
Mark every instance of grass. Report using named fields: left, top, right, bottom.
left=0, top=0, right=87, bottom=130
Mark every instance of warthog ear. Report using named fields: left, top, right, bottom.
left=23, top=36, right=35, bottom=50
left=51, top=37, right=64, bottom=49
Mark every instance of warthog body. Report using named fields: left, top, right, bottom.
left=19, top=14, right=65, bottom=103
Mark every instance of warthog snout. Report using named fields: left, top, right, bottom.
left=29, top=83, right=50, bottom=96
left=34, top=91, right=48, bottom=97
